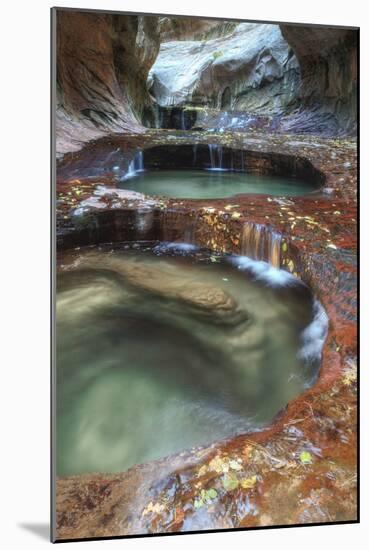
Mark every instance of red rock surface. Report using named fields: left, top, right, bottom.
left=54, top=130, right=357, bottom=539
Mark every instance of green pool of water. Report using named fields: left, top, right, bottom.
left=56, top=243, right=326, bottom=476
left=119, top=170, right=317, bottom=198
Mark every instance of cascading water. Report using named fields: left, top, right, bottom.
left=134, top=208, right=155, bottom=236
left=136, top=151, right=144, bottom=172
left=181, top=110, right=186, bottom=130
left=208, top=144, right=226, bottom=171
left=122, top=150, right=144, bottom=180
left=241, top=222, right=282, bottom=268
left=157, top=108, right=164, bottom=129
left=206, top=145, right=246, bottom=172
left=193, top=144, right=198, bottom=166
left=269, top=231, right=282, bottom=268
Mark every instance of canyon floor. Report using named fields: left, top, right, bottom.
left=54, top=128, right=357, bottom=539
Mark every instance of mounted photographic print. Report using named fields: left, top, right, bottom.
left=51, top=7, right=358, bottom=542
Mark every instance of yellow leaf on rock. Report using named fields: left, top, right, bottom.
left=203, top=207, right=216, bottom=214
left=197, top=465, right=208, bottom=477
left=229, top=459, right=243, bottom=471
left=209, top=456, right=228, bottom=473
left=143, top=501, right=165, bottom=516
left=242, top=446, right=253, bottom=459
left=240, top=475, right=257, bottom=489
left=222, top=473, right=239, bottom=491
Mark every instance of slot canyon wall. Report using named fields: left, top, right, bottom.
left=56, top=11, right=160, bottom=155
left=148, top=22, right=300, bottom=115
left=280, top=25, right=357, bottom=134
left=55, top=11, right=357, bottom=155
left=54, top=10, right=358, bottom=538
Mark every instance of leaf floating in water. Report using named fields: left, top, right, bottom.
left=299, top=451, right=313, bottom=464
left=240, top=475, right=257, bottom=489
left=222, top=473, right=239, bottom=491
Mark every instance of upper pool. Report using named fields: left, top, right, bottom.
left=119, top=169, right=318, bottom=199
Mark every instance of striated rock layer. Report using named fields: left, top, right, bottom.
left=53, top=10, right=357, bottom=538
left=54, top=129, right=357, bottom=539
left=280, top=25, right=358, bottom=134
left=55, top=10, right=160, bottom=155
left=148, top=23, right=299, bottom=115
left=149, top=21, right=357, bottom=135
left=55, top=10, right=358, bottom=156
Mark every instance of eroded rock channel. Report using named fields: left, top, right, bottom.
left=54, top=9, right=357, bottom=540
left=57, top=243, right=327, bottom=477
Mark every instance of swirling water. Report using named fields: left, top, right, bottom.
left=56, top=243, right=326, bottom=476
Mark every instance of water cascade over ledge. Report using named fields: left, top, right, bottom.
left=208, top=144, right=225, bottom=171
left=123, top=150, right=144, bottom=180
left=241, top=222, right=282, bottom=268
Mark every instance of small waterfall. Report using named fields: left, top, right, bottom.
left=241, top=222, right=264, bottom=260
left=208, top=144, right=225, bottom=171
left=183, top=211, right=199, bottom=243
left=181, top=110, right=186, bottom=130
left=160, top=209, right=198, bottom=245
left=154, top=108, right=160, bottom=129
left=122, top=150, right=144, bottom=181
left=193, top=144, right=198, bottom=166
left=136, top=151, right=144, bottom=172
left=241, top=222, right=281, bottom=268
left=160, top=209, right=180, bottom=242
left=135, top=208, right=154, bottom=237
left=269, top=232, right=282, bottom=269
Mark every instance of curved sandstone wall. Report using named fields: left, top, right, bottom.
left=55, top=11, right=358, bottom=155
left=280, top=25, right=357, bottom=134
left=55, top=10, right=160, bottom=155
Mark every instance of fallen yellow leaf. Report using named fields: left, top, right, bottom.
left=240, top=475, right=257, bottom=489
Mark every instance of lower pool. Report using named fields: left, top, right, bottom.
left=56, top=242, right=327, bottom=476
